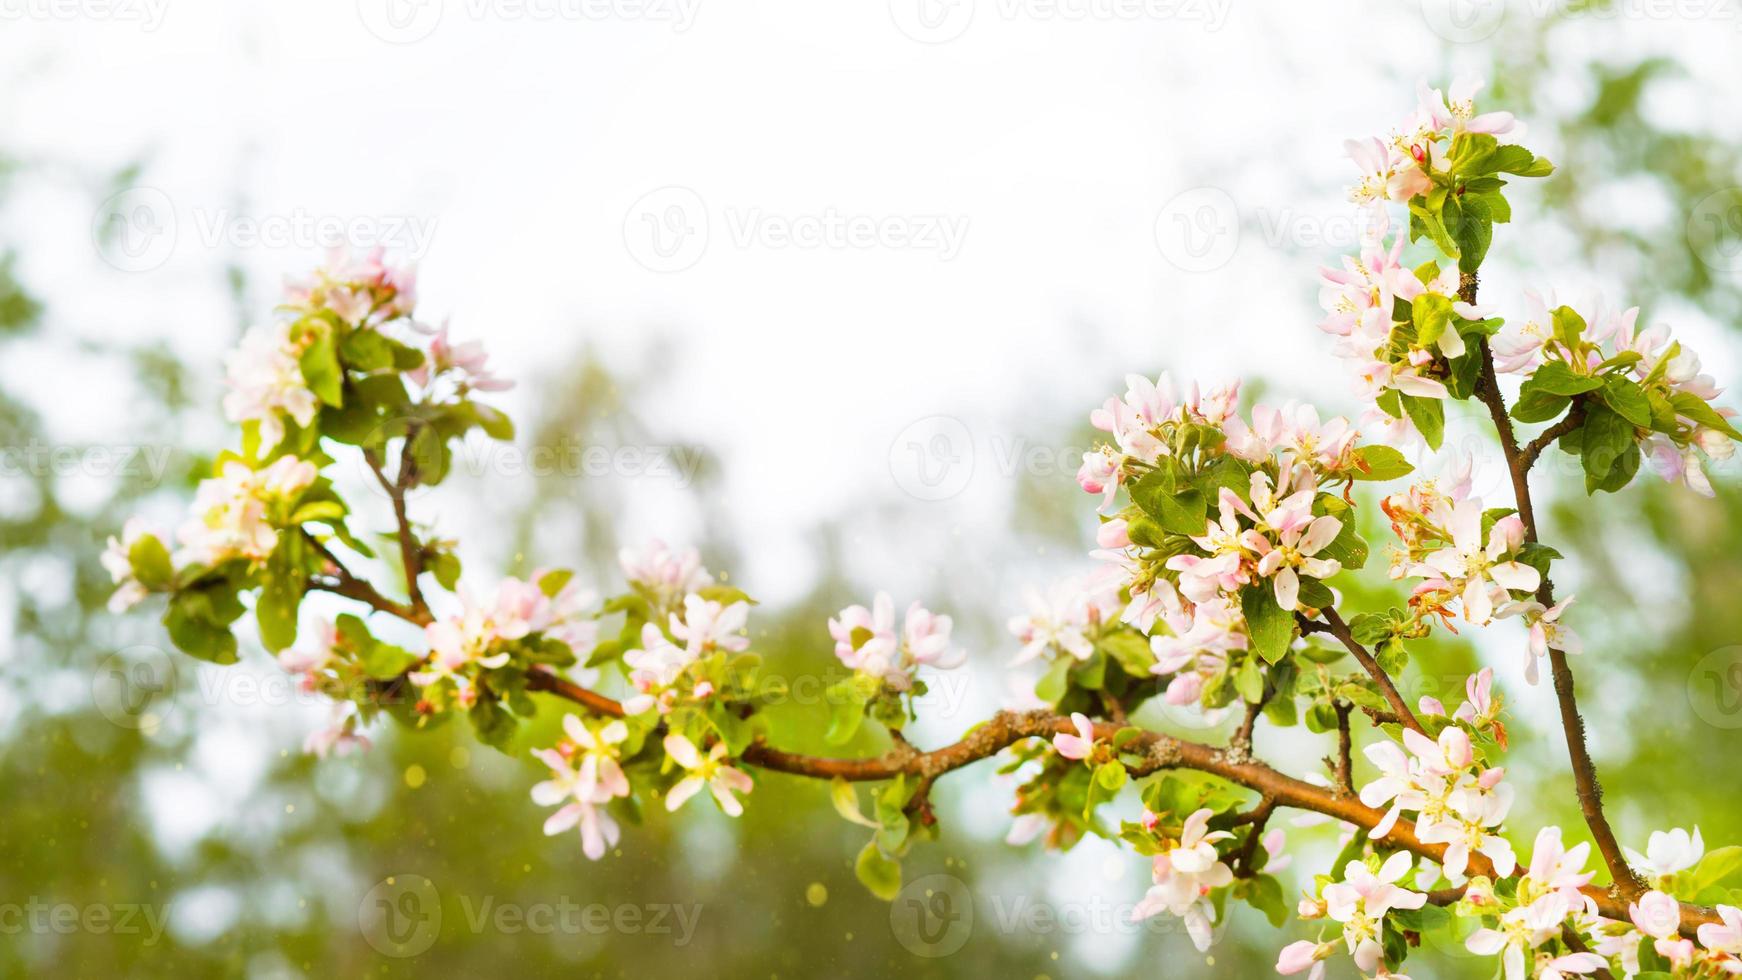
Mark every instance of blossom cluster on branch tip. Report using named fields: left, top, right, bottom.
left=102, top=74, right=1742, bottom=977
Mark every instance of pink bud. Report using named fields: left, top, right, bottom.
left=1440, top=727, right=1473, bottom=769
left=1630, top=890, right=1682, bottom=940
left=1097, top=518, right=1131, bottom=550
left=1276, top=940, right=1327, bottom=974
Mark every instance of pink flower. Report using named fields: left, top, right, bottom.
left=407, top=321, right=514, bottom=392
left=670, top=593, right=750, bottom=657
left=1524, top=825, right=1594, bottom=900
left=1130, top=808, right=1234, bottom=952
left=1697, top=904, right=1742, bottom=954
left=1052, top=712, right=1096, bottom=760
left=619, top=540, right=713, bottom=607
left=1629, top=889, right=1682, bottom=940
left=1275, top=939, right=1330, bottom=979
left=1346, top=137, right=1432, bottom=210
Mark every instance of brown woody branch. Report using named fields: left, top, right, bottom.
left=1467, top=291, right=1643, bottom=899
left=1315, top=608, right=1426, bottom=736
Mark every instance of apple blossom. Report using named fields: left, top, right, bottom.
left=1323, top=852, right=1428, bottom=973
left=619, top=539, right=714, bottom=610
left=532, top=746, right=621, bottom=860
left=222, top=321, right=319, bottom=451
left=663, top=734, right=753, bottom=817
left=1466, top=892, right=1570, bottom=980
left=1624, top=825, right=1705, bottom=883
left=1052, top=712, right=1096, bottom=760
left=829, top=592, right=964, bottom=685
left=1130, top=808, right=1235, bottom=952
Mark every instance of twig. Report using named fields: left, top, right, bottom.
left=365, top=445, right=428, bottom=619
left=1319, top=608, right=1425, bottom=736
left=1471, top=332, right=1643, bottom=898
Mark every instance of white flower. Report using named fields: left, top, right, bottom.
left=1625, top=825, right=1704, bottom=881
left=222, top=322, right=318, bottom=450
left=1130, top=807, right=1235, bottom=952
left=663, top=735, right=753, bottom=817
left=1324, top=852, right=1428, bottom=973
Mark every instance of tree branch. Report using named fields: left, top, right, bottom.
left=304, top=531, right=432, bottom=626
left=517, top=672, right=1716, bottom=935
left=1317, top=608, right=1425, bottom=736
left=365, top=445, right=428, bottom=619
left=1471, top=325, right=1643, bottom=899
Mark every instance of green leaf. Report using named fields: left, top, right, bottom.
left=825, top=679, right=871, bottom=746
left=1098, top=630, right=1157, bottom=679
left=1241, top=586, right=1293, bottom=665
left=1524, top=361, right=1604, bottom=397
left=1130, top=468, right=1208, bottom=536
left=289, top=500, right=346, bottom=525
left=339, top=328, right=395, bottom=371
left=1400, top=395, right=1444, bottom=450
left=1095, top=760, right=1128, bottom=791
left=854, top=841, right=902, bottom=901
left=1688, top=845, right=1742, bottom=900
left=1035, top=654, right=1073, bottom=705
left=1670, top=391, right=1742, bottom=440
left=1511, top=387, right=1572, bottom=424
left=1233, top=656, right=1265, bottom=703
left=429, top=551, right=461, bottom=590
left=468, top=696, right=517, bottom=750
left=1599, top=376, right=1652, bottom=428
left=298, top=326, right=344, bottom=408
left=1580, top=404, right=1637, bottom=485
left=256, top=538, right=307, bottom=654
left=1551, top=306, right=1586, bottom=349
left=361, top=640, right=419, bottom=679
left=472, top=403, right=515, bottom=441
left=127, top=534, right=174, bottom=590
left=1347, top=445, right=1414, bottom=482
left=1241, top=874, right=1288, bottom=928
left=830, top=777, right=882, bottom=829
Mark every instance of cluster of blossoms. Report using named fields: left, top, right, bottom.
left=1361, top=721, right=1515, bottom=878
left=1007, top=575, right=1123, bottom=666
left=412, top=574, right=599, bottom=710
left=1128, top=807, right=1236, bottom=951
left=829, top=591, right=965, bottom=687
left=531, top=714, right=630, bottom=859
left=103, top=454, right=320, bottom=615
left=1346, top=77, right=1519, bottom=214
left=1380, top=456, right=1578, bottom=684
left=1491, top=293, right=1737, bottom=496
left=1319, top=77, right=1521, bottom=419
left=1317, top=212, right=1488, bottom=410
left=1287, top=851, right=1429, bottom=978
left=611, top=540, right=746, bottom=717
left=1073, top=373, right=1375, bottom=715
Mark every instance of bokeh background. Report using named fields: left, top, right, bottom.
left=4, top=1, right=1742, bottom=976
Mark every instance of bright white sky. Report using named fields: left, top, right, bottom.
left=6, top=3, right=1742, bottom=606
